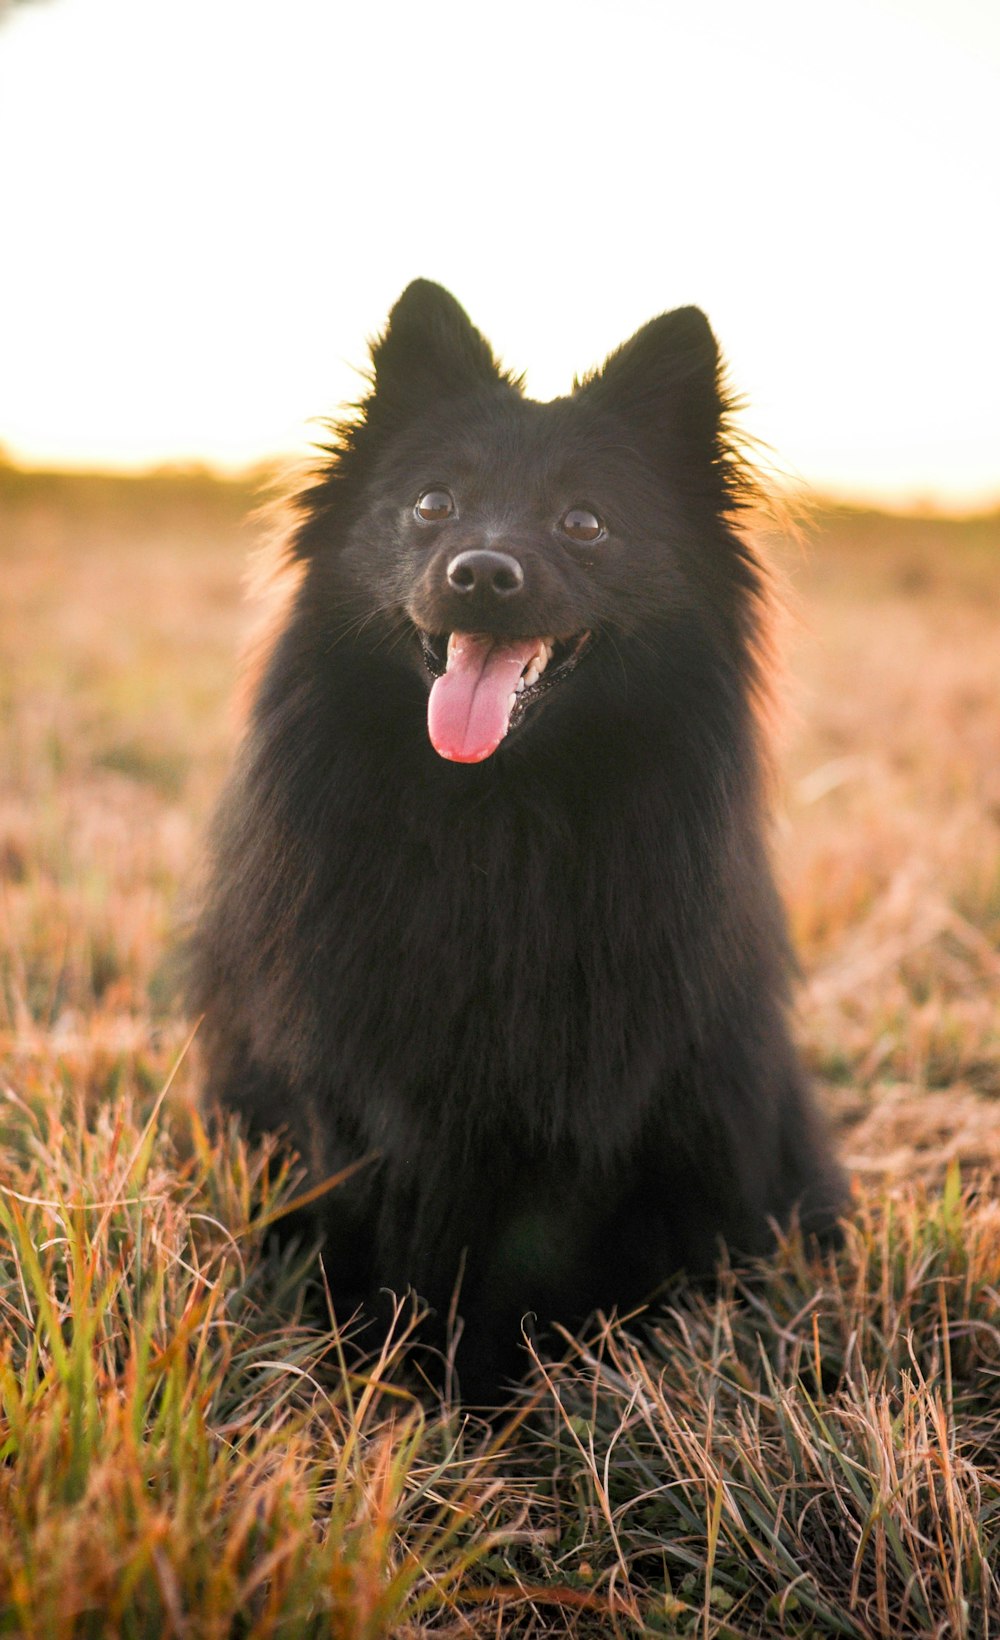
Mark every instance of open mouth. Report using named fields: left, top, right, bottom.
left=417, top=629, right=592, bottom=762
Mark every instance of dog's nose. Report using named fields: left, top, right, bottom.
left=446, top=550, right=524, bottom=598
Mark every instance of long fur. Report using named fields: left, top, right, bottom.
left=192, top=281, right=845, bottom=1400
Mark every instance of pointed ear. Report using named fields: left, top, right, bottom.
left=579, top=306, right=725, bottom=450
left=368, top=280, right=508, bottom=417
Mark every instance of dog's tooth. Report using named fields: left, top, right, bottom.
left=515, top=677, right=525, bottom=694
left=508, top=692, right=517, bottom=711
left=524, top=663, right=539, bottom=688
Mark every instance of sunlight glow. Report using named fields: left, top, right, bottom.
left=1, top=0, right=998, bottom=507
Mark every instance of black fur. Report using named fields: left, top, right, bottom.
left=192, top=281, right=845, bottom=1401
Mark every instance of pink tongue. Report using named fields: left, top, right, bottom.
left=428, top=634, right=541, bottom=762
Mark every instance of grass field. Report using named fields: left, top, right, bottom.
left=1, top=461, right=998, bottom=1637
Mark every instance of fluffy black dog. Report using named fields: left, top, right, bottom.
left=193, top=280, right=844, bottom=1400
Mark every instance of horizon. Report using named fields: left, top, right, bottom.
left=4, top=447, right=997, bottom=523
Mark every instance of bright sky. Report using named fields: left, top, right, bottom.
left=1, top=0, right=998, bottom=508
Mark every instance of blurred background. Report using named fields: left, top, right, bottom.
left=1, top=0, right=998, bottom=1182
left=2, top=0, right=999, bottom=504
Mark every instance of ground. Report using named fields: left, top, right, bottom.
left=1, top=463, right=997, bottom=1637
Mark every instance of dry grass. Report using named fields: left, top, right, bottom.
left=1, top=462, right=998, bottom=1637
left=775, top=506, right=1000, bottom=1182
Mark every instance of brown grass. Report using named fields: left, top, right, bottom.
left=4, top=469, right=996, bottom=1179
left=773, top=505, right=1000, bottom=1182
left=1, top=463, right=998, bottom=1638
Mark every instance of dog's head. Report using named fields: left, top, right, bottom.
left=294, top=280, right=756, bottom=763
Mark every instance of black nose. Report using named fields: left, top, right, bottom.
left=446, top=549, right=524, bottom=598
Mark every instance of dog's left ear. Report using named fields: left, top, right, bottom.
left=579, top=306, right=725, bottom=451
left=369, top=281, right=508, bottom=417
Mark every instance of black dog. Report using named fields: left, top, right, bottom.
left=192, top=281, right=844, bottom=1400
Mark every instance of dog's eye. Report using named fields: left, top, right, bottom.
left=415, top=489, right=455, bottom=522
left=560, top=507, right=603, bottom=544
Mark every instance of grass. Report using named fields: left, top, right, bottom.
left=1, top=461, right=999, bottom=1637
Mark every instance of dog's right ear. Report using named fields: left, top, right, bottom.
left=368, top=281, right=508, bottom=417
left=293, top=284, right=509, bottom=555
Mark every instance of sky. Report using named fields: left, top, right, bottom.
left=1, top=0, right=999, bottom=508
